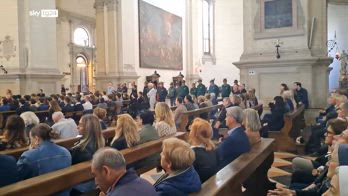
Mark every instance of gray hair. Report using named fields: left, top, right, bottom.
left=52, top=111, right=64, bottom=120
left=226, top=106, right=243, bottom=124
left=92, top=147, right=126, bottom=171
left=243, top=108, right=261, bottom=132
left=20, top=111, right=40, bottom=126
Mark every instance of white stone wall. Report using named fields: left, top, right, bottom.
left=198, top=0, right=243, bottom=87
left=328, top=4, right=348, bottom=92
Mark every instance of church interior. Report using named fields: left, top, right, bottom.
left=0, top=0, right=348, bottom=195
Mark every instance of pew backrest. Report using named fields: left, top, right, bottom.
left=0, top=132, right=186, bottom=196
left=190, top=138, right=275, bottom=196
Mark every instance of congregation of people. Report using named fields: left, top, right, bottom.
left=1, top=77, right=348, bottom=196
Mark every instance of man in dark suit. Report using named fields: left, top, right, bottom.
left=293, top=82, right=309, bottom=109
left=217, top=106, right=250, bottom=169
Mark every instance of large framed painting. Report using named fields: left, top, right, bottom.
left=138, top=0, right=183, bottom=70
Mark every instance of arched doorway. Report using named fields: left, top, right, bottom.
left=76, top=54, right=89, bottom=92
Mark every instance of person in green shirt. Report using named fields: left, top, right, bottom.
left=190, top=83, right=197, bottom=98
left=178, top=80, right=189, bottom=98
left=221, top=78, right=231, bottom=98
left=167, top=82, right=177, bottom=106
left=196, top=79, right=207, bottom=96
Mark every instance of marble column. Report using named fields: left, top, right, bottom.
left=0, top=0, right=64, bottom=95
left=185, top=0, right=200, bottom=86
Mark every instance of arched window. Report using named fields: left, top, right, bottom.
left=202, top=0, right=215, bottom=64
left=73, top=27, right=90, bottom=47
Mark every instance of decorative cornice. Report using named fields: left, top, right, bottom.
left=58, top=9, right=95, bottom=25
left=233, top=57, right=333, bottom=69
left=328, top=0, right=348, bottom=5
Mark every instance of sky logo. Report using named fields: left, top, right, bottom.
left=29, top=9, right=58, bottom=18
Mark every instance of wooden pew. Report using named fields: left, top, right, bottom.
left=177, top=104, right=223, bottom=132
left=268, top=104, right=306, bottom=152
left=0, top=132, right=186, bottom=196
left=0, top=128, right=116, bottom=159
left=190, top=138, right=275, bottom=196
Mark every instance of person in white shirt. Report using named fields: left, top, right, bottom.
left=52, top=112, right=79, bottom=139
left=106, top=82, right=115, bottom=95
left=147, top=83, right=157, bottom=111
left=83, top=95, right=93, bottom=111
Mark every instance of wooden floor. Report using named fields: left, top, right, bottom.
left=141, top=151, right=313, bottom=188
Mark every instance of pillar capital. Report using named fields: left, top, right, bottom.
left=105, top=0, right=119, bottom=11
left=94, top=0, right=105, bottom=11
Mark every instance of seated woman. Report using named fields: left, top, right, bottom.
left=174, top=97, right=188, bottom=129
left=20, top=111, right=40, bottom=138
left=154, top=138, right=201, bottom=195
left=17, top=123, right=71, bottom=180
left=0, top=154, right=19, bottom=187
left=110, top=114, right=140, bottom=150
left=0, top=115, right=29, bottom=150
left=197, top=96, right=209, bottom=120
left=246, top=89, right=258, bottom=108
left=155, top=102, right=177, bottom=137
left=93, top=107, right=107, bottom=129
left=70, top=114, right=105, bottom=193
left=243, top=108, right=262, bottom=145
left=262, top=96, right=288, bottom=131
left=282, top=90, right=297, bottom=112
left=189, top=118, right=218, bottom=182
left=70, top=114, right=105, bottom=164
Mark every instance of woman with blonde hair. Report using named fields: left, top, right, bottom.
left=111, top=114, right=140, bottom=150
left=70, top=114, right=105, bottom=164
left=282, top=90, right=297, bottom=112
left=155, top=102, right=177, bottom=137
left=243, top=108, right=262, bottom=145
left=189, top=118, right=218, bottom=182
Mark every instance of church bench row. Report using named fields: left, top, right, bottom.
left=190, top=138, right=275, bottom=196
left=0, top=127, right=116, bottom=159
left=0, top=132, right=187, bottom=196
left=268, top=104, right=306, bottom=152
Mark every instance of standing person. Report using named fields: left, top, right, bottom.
left=208, top=79, right=219, bottom=98
left=106, top=82, right=115, bottom=95
left=190, top=83, right=197, bottom=98
left=157, top=82, right=168, bottom=103
left=143, top=81, right=149, bottom=101
left=196, top=79, right=207, bottom=97
left=167, top=82, right=177, bottom=107
left=130, top=81, right=138, bottom=103
left=232, top=80, right=240, bottom=95
left=61, top=84, right=66, bottom=95
left=147, top=83, right=157, bottom=111
left=178, top=80, right=189, bottom=99
left=221, top=78, right=231, bottom=98
left=280, top=83, right=290, bottom=96
left=293, top=82, right=309, bottom=109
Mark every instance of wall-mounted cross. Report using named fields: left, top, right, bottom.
left=274, top=39, right=283, bottom=59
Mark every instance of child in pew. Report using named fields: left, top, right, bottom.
left=189, top=118, right=218, bottom=183
left=154, top=138, right=201, bottom=196
left=70, top=114, right=105, bottom=194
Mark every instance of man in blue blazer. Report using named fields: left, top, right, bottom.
left=217, top=106, right=251, bottom=169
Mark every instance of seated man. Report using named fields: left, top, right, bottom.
left=154, top=138, right=201, bottom=195
left=91, top=147, right=157, bottom=196
left=0, top=154, right=19, bottom=187
left=62, top=97, right=75, bottom=113
left=51, top=111, right=79, bottom=139
left=212, top=97, right=233, bottom=139
left=217, top=106, right=250, bottom=169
